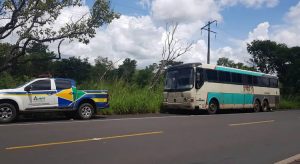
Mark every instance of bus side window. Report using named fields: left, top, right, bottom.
left=248, top=75, right=253, bottom=85
left=264, top=77, right=270, bottom=87
left=232, top=73, right=242, bottom=84
left=219, top=71, right=231, bottom=83
left=242, top=75, right=253, bottom=85
left=253, top=76, right=258, bottom=86
left=206, top=69, right=218, bottom=82
left=259, top=77, right=270, bottom=87
left=270, top=78, right=278, bottom=88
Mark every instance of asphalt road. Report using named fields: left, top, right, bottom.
left=0, top=110, right=299, bottom=164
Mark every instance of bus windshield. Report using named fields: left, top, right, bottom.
left=164, top=68, right=194, bottom=91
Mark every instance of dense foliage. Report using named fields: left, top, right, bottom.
left=247, top=40, right=300, bottom=96
left=0, top=0, right=119, bottom=73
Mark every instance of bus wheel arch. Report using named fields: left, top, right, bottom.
left=208, top=98, right=219, bottom=114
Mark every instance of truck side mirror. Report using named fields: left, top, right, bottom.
left=24, top=85, right=32, bottom=92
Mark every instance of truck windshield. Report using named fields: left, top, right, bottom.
left=164, top=68, right=194, bottom=91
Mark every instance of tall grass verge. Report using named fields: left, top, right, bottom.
left=279, top=96, right=300, bottom=109
left=79, top=80, right=163, bottom=115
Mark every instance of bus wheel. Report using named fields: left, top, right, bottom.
left=262, top=100, right=270, bottom=112
left=253, top=100, right=261, bottom=112
left=208, top=99, right=219, bottom=114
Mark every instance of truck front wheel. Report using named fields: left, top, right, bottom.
left=0, top=103, right=17, bottom=123
left=77, top=103, right=94, bottom=120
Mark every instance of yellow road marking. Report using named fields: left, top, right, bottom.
left=229, top=120, right=275, bottom=126
left=6, top=131, right=163, bottom=150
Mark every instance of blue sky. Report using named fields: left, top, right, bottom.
left=86, top=0, right=297, bottom=40
left=64, top=0, right=300, bottom=67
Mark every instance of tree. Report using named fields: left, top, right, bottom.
left=11, top=42, right=56, bottom=77
left=0, top=42, right=55, bottom=77
left=150, top=23, right=193, bottom=88
left=217, top=57, right=235, bottom=67
left=0, top=0, right=119, bottom=73
left=53, top=57, right=92, bottom=83
left=247, top=40, right=300, bottom=95
left=134, top=64, right=157, bottom=87
left=217, top=57, right=255, bottom=71
left=117, top=58, right=137, bottom=82
left=247, top=40, right=288, bottom=74
left=92, top=56, right=113, bottom=81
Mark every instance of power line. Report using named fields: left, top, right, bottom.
left=201, top=20, right=217, bottom=64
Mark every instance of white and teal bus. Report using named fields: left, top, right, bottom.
left=163, top=63, right=280, bottom=114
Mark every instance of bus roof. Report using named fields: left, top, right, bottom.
left=167, top=63, right=201, bottom=70
left=167, top=63, right=277, bottom=78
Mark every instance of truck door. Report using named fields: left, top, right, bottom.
left=24, top=79, right=57, bottom=109
left=54, top=79, right=74, bottom=108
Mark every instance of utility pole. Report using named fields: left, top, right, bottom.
left=201, top=20, right=217, bottom=64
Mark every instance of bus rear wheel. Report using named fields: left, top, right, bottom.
left=208, top=99, right=219, bottom=114
left=262, top=100, right=270, bottom=112
left=253, top=100, right=261, bottom=112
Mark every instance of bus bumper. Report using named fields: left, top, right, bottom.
left=162, top=102, right=195, bottom=110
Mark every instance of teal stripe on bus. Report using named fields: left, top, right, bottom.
left=207, top=92, right=254, bottom=105
left=215, top=66, right=264, bottom=76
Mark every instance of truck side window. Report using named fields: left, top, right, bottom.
left=55, top=79, right=72, bottom=90
left=31, top=80, right=51, bottom=90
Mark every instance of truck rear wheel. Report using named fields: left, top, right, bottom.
left=0, top=103, right=17, bottom=123
left=77, top=103, right=94, bottom=120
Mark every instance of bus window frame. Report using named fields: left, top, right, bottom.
left=164, top=67, right=195, bottom=92
left=195, top=68, right=204, bottom=89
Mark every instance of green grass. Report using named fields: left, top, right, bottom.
left=79, top=80, right=163, bottom=115
left=279, top=96, right=300, bottom=109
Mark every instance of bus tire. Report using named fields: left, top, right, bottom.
left=77, top=103, right=94, bottom=120
left=262, top=100, right=270, bottom=112
left=0, top=103, right=17, bottom=123
left=253, top=100, right=261, bottom=112
left=208, top=99, right=219, bottom=114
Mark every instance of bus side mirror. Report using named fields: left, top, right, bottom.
left=24, top=85, right=32, bottom=92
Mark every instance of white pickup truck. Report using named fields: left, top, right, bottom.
left=0, top=78, right=109, bottom=123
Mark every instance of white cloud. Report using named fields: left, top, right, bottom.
left=178, top=40, right=207, bottom=64
left=218, top=0, right=279, bottom=8
left=57, top=15, right=165, bottom=68
left=54, top=5, right=90, bottom=29
left=151, top=0, right=222, bottom=23
left=210, top=22, right=270, bottom=65
left=271, top=1, right=300, bottom=47
left=247, top=22, right=270, bottom=42
left=285, top=1, right=300, bottom=25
